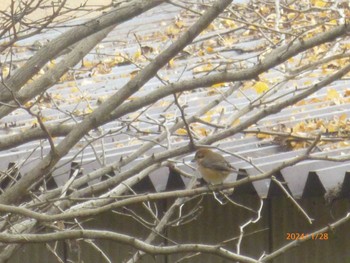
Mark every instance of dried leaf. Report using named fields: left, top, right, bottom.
left=133, top=49, right=142, bottom=61
left=326, top=88, right=340, bottom=100
left=211, top=82, right=226, bottom=88
left=175, top=128, right=187, bottom=135
left=70, top=87, right=79, bottom=93
left=253, top=81, right=269, bottom=94
left=313, top=0, right=327, bottom=8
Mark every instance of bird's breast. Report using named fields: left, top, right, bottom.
left=198, top=166, right=230, bottom=185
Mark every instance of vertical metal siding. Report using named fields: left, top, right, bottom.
left=7, top=196, right=350, bottom=263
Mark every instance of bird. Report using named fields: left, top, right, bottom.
left=193, top=148, right=236, bottom=185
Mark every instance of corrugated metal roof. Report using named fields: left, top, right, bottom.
left=1, top=2, right=350, bottom=200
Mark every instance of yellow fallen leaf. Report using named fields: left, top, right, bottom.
left=168, top=58, right=175, bottom=69
left=309, top=98, right=322, bottom=104
left=206, top=46, right=214, bottom=53
left=344, top=89, right=350, bottom=97
left=339, top=113, right=347, bottom=122
left=24, top=101, right=33, bottom=108
left=114, top=52, right=126, bottom=64
left=82, top=60, right=94, bottom=68
left=193, top=63, right=213, bottom=73
left=202, top=114, right=212, bottom=122
left=231, top=118, right=240, bottom=126
left=296, top=100, right=306, bottom=106
left=328, top=19, right=338, bottom=25
left=129, top=70, right=140, bottom=79
left=133, top=49, right=142, bottom=61
left=326, top=88, right=340, bottom=100
left=206, top=23, right=216, bottom=31
left=175, top=20, right=184, bottom=28
left=287, top=12, right=296, bottom=20
left=222, top=36, right=236, bottom=47
left=211, top=82, right=226, bottom=88
left=71, top=86, right=79, bottom=93
left=222, top=19, right=236, bottom=28
left=194, top=127, right=208, bottom=136
left=339, top=141, right=350, bottom=147
left=166, top=25, right=180, bottom=36
left=40, top=116, right=51, bottom=122
left=327, top=122, right=338, bottom=133
left=175, top=128, right=187, bottom=135
left=197, top=50, right=205, bottom=56
left=253, top=81, right=269, bottom=94
left=48, top=60, right=56, bottom=69
left=2, top=66, right=10, bottom=78
left=260, top=6, right=270, bottom=15
left=85, top=106, right=94, bottom=114
left=313, top=0, right=327, bottom=8
left=257, top=133, right=272, bottom=139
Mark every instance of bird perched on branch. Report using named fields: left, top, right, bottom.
left=193, top=148, right=236, bottom=185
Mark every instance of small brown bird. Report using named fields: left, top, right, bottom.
left=193, top=148, right=236, bottom=185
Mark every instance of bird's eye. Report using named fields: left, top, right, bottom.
left=196, top=153, right=204, bottom=159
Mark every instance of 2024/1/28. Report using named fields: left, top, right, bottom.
left=286, top=232, right=329, bottom=240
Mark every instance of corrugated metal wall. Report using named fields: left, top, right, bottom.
left=269, top=197, right=350, bottom=263
left=8, top=195, right=350, bottom=263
